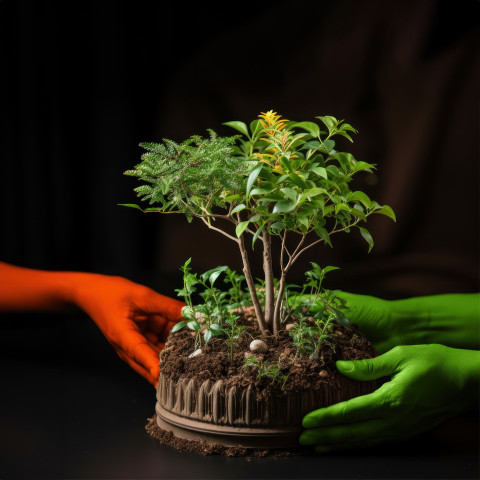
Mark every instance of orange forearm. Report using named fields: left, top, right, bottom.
left=0, top=261, right=77, bottom=312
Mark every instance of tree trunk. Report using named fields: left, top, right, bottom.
left=262, top=231, right=275, bottom=331
left=272, top=274, right=286, bottom=334
left=237, top=235, right=268, bottom=333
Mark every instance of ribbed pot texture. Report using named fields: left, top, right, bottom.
left=155, top=372, right=378, bottom=448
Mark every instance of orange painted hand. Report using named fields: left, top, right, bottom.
left=71, top=273, right=185, bottom=386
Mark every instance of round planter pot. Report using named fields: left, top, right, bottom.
left=155, top=372, right=378, bottom=448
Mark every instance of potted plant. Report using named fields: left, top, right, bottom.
left=121, top=111, right=395, bottom=455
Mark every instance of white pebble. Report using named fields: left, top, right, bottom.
left=249, top=339, right=269, bottom=353
left=188, top=349, right=202, bottom=358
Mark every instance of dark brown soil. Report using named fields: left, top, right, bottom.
left=159, top=316, right=378, bottom=398
left=148, top=313, right=380, bottom=456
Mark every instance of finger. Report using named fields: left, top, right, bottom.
left=336, top=349, right=400, bottom=382
left=302, top=389, right=388, bottom=428
left=130, top=339, right=161, bottom=376
left=146, top=314, right=179, bottom=342
left=299, top=418, right=394, bottom=447
left=139, top=291, right=185, bottom=322
left=115, top=327, right=161, bottom=375
left=116, top=349, right=158, bottom=387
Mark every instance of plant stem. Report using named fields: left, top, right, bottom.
left=262, top=230, right=275, bottom=331
left=237, top=231, right=268, bottom=333
left=272, top=273, right=286, bottom=334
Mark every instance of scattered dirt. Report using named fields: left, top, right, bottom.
left=145, top=415, right=313, bottom=457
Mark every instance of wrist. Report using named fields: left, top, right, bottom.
left=391, top=294, right=480, bottom=349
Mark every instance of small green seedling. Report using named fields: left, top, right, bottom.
left=244, top=354, right=288, bottom=387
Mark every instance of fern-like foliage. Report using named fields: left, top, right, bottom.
left=124, top=130, right=248, bottom=219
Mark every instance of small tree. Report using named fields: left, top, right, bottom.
left=122, top=111, right=395, bottom=334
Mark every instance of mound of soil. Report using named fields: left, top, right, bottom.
left=147, top=313, right=380, bottom=456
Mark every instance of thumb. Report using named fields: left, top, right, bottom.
left=336, top=351, right=398, bottom=381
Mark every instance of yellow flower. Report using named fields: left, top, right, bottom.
left=258, top=110, right=288, bottom=133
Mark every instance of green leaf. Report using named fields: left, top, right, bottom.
left=292, top=121, right=320, bottom=137
left=352, top=161, right=376, bottom=173
left=236, top=221, right=250, bottom=237
left=250, top=187, right=272, bottom=195
left=350, top=205, right=367, bottom=221
left=209, top=324, right=224, bottom=335
left=252, top=226, right=264, bottom=249
left=311, top=166, right=328, bottom=179
left=270, top=221, right=287, bottom=230
left=287, top=171, right=306, bottom=188
left=303, top=187, right=328, bottom=198
left=323, top=266, right=340, bottom=274
left=323, top=139, right=335, bottom=153
left=273, top=200, right=296, bottom=213
left=118, top=203, right=144, bottom=212
left=280, top=187, right=298, bottom=202
left=316, top=115, right=338, bottom=134
left=315, top=226, right=332, bottom=247
left=246, top=165, right=263, bottom=196
left=203, top=329, right=212, bottom=343
left=231, top=204, right=246, bottom=214
left=359, top=227, right=374, bottom=252
left=335, top=203, right=351, bottom=215
left=250, top=119, right=264, bottom=137
left=171, top=321, right=186, bottom=333
left=223, top=121, right=250, bottom=137
left=348, top=191, right=372, bottom=209
left=374, top=205, right=396, bottom=222
left=224, top=194, right=241, bottom=202
left=209, top=266, right=228, bottom=286
left=187, top=320, right=200, bottom=331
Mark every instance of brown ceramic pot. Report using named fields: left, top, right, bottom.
left=155, top=371, right=378, bottom=448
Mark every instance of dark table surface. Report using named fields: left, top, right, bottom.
left=1, top=312, right=478, bottom=479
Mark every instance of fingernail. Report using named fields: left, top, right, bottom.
left=299, top=433, right=316, bottom=446
left=336, top=360, right=354, bottom=372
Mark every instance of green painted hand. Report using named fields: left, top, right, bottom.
left=299, top=344, right=479, bottom=453
left=334, top=292, right=480, bottom=352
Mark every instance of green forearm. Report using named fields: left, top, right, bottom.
left=392, top=294, right=480, bottom=350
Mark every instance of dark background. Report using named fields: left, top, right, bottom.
left=0, top=1, right=479, bottom=478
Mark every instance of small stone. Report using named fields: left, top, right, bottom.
left=319, top=369, right=329, bottom=378
left=285, top=323, right=296, bottom=332
left=188, top=349, right=202, bottom=358
left=334, top=330, right=344, bottom=337
left=189, top=331, right=196, bottom=336
left=249, top=339, right=269, bottom=353
left=308, top=316, right=316, bottom=324
left=244, top=351, right=255, bottom=359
